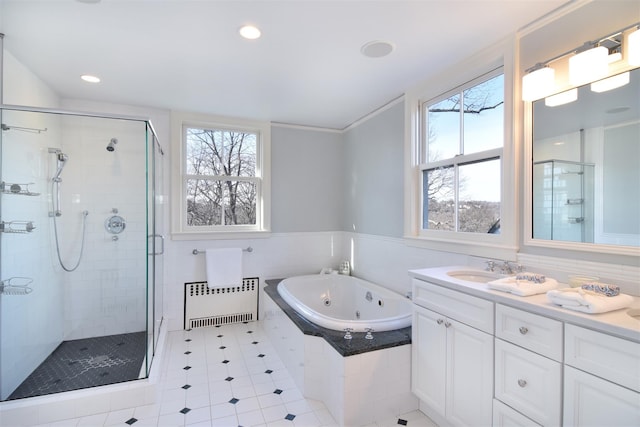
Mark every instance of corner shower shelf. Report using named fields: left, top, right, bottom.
left=0, top=181, right=40, bottom=196
left=0, top=220, right=36, bottom=233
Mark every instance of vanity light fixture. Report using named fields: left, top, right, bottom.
left=239, top=25, right=261, bottom=40
left=569, top=43, right=609, bottom=87
left=522, top=64, right=555, bottom=101
left=628, top=26, right=640, bottom=66
left=521, top=22, right=639, bottom=101
left=544, top=88, right=577, bottom=107
left=80, top=74, right=100, bottom=83
left=591, top=71, right=630, bottom=93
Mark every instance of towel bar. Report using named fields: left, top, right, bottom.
left=192, top=247, right=253, bottom=255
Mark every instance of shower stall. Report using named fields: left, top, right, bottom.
left=0, top=105, right=164, bottom=401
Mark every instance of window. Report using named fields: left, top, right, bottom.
left=171, top=112, right=270, bottom=238
left=420, top=72, right=503, bottom=235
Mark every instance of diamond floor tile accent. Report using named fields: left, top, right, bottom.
left=18, top=322, right=440, bottom=427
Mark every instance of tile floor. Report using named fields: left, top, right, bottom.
left=35, top=322, right=437, bottom=426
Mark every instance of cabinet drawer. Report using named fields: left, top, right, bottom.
left=495, top=339, right=562, bottom=426
left=565, top=323, right=640, bottom=392
left=493, top=399, right=541, bottom=427
left=412, top=279, right=494, bottom=333
left=495, top=304, right=563, bottom=361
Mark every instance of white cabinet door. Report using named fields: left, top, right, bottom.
left=564, top=366, right=640, bottom=427
left=447, top=317, right=494, bottom=427
left=412, top=305, right=447, bottom=416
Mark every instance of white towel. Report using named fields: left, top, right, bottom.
left=546, top=288, right=634, bottom=314
left=205, top=248, right=243, bottom=289
left=488, top=276, right=559, bottom=296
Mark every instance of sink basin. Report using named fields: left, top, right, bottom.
left=446, top=270, right=502, bottom=283
left=627, top=308, right=640, bottom=322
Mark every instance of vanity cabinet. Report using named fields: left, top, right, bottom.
left=563, top=324, right=640, bottom=426
left=412, top=279, right=494, bottom=427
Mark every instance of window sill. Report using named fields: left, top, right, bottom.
left=171, top=230, right=272, bottom=241
left=404, top=235, right=518, bottom=260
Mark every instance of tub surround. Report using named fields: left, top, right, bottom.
left=264, top=279, right=411, bottom=356
left=409, top=266, right=640, bottom=342
left=262, top=279, right=417, bottom=426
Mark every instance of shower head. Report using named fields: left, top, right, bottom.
left=106, top=138, right=118, bottom=152
left=52, top=152, right=68, bottom=182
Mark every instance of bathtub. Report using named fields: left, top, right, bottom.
left=276, top=274, right=411, bottom=332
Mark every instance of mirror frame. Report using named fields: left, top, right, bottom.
left=523, top=77, right=640, bottom=257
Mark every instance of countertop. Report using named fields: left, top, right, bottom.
left=409, top=266, right=640, bottom=343
left=264, top=279, right=411, bottom=357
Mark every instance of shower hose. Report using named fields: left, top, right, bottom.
left=51, top=180, right=88, bottom=272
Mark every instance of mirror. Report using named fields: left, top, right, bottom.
left=532, top=67, right=640, bottom=248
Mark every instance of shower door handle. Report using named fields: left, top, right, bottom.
left=148, top=234, right=164, bottom=255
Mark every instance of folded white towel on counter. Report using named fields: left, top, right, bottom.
left=546, top=288, right=634, bottom=314
left=205, top=248, right=243, bottom=289
left=488, top=275, right=559, bottom=296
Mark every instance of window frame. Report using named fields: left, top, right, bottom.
left=171, top=111, right=271, bottom=240
left=403, top=41, right=517, bottom=259
left=419, top=69, right=504, bottom=234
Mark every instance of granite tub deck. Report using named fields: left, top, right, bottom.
left=263, top=279, right=411, bottom=356
left=262, top=279, right=417, bottom=426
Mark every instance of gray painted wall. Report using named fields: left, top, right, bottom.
left=343, top=102, right=405, bottom=237
left=271, top=126, right=344, bottom=232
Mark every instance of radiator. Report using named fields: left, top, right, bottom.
left=184, top=278, right=259, bottom=329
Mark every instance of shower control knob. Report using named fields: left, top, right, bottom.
left=105, top=215, right=126, bottom=234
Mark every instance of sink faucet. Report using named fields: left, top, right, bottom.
left=485, top=260, right=496, bottom=272
left=500, top=261, right=522, bottom=275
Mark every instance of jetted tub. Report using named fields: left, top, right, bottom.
left=277, top=274, right=411, bottom=332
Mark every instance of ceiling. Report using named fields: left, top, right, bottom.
left=0, top=0, right=569, bottom=130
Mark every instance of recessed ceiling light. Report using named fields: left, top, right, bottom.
left=76, top=0, right=101, bottom=3
left=239, top=25, right=261, bottom=40
left=361, top=40, right=395, bottom=58
left=81, top=75, right=101, bottom=83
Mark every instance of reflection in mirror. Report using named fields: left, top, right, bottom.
left=532, top=67, right=640, bottom=247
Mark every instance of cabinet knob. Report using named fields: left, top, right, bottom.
left=519, top=326, right=529, bottom=335
left=518, top=379, right=527, bottom=388
left=444, top=321, right=451, bottom=328
left=437, top=319, right=444, bottom=325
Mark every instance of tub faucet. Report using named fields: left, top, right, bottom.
left=343, top=328, right=353, bottom=340
left=365, top=328, right=374, bottom=340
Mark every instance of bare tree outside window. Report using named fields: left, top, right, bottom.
left=422, top=73, right=503, bottom=234
left=185, top=127, right=258, bottom=226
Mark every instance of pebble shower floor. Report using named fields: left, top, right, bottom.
left=30, top=322, right=436, bottom=426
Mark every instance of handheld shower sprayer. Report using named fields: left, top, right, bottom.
left=106, top=138, right=118, bottom=152
left=53, top=152, right=68, bottom=182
